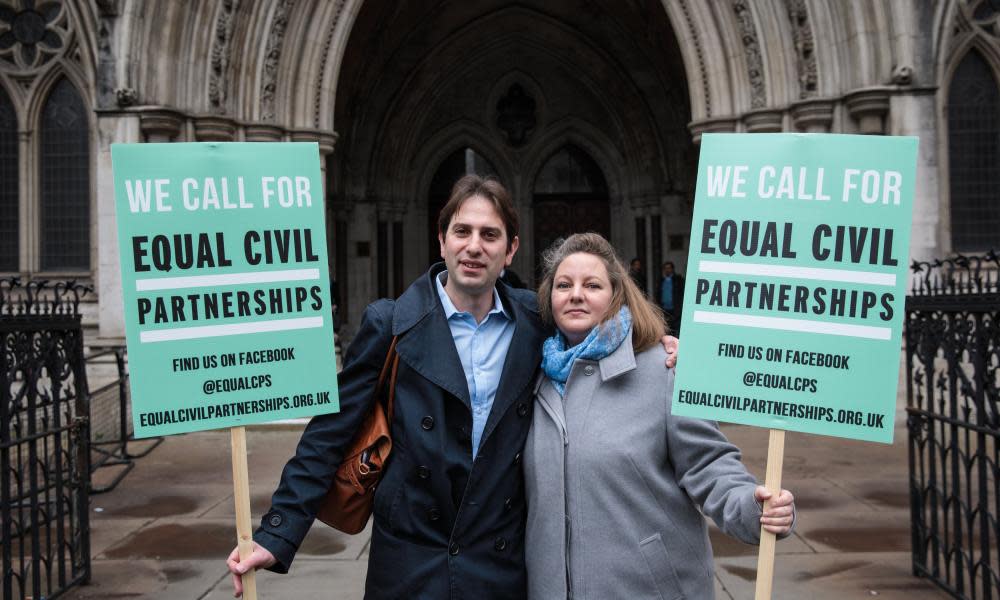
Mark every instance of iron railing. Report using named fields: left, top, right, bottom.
left=906, top=251, right=1000, bottom=600
left=1, top=277, right=92, bottom=599
left=87, top=344, right=161, bottom=494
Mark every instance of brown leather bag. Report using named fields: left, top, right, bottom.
left=316, top=336, right=400, bottom=534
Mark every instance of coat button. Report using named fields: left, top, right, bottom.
left=494, top=537, right=507, bottom=551
left=583, top=365, right=596, bottom=376
left=427, top=508, right=441, bottom=521
left=513, top=452, right=521, bottom=465
left=449, top=542, right=460, bottom=556
left=517, top=402, right=529, bottom=417
left=268, top=513, right=282, bottom=527
left=421, top=416, right=434, bottom=430
left=503, top=497, right=513, bottom=511
left=416, top=465, right=430, bottom=479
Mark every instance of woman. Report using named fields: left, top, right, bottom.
left=524, top=233, right=794, bottom=600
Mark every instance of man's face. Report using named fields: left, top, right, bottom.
left=630, top=259, right=641, bottom=273
left=663, top=263, right=674, bottom=277
left=439, top=195, right=519, bottom=298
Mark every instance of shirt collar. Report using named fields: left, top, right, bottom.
left=436, top=270, right=510, bottom=320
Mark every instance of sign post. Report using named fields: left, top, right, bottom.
left=672, top=133, right=919, bottom=598
left=112, top=142, right=342, bottom=599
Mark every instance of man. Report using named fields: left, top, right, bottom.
left=657, top=260, right=685, bottom=334
left=227, top=176, right=680, bottom=598
left=629, top=257, right=646, bottom=295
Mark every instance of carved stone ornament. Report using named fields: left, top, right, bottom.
left=732, top=0, right=766, bottom=109
left=785, top=0, right=817, bottom=99
left=260, top=0, right=294, bottom=122
left=495, top=83, right=537, bottom=147
left=891, top=64, right=914, bottom=86
left=0, top=1, right=70, bottom=73
left=678, top=0, right=711, bottom=116
left=209, top=0, right=238, bottom=111
left=315, top=0, right=347, bottom=127
left=115, top=86, right=137, bottom=107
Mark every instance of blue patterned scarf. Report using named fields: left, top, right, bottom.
left=541, top=306, right=632, bottom=397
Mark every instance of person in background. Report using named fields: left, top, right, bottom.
left=628, top=257, right=646, bottom=295
left=525, top=233, right=794, bottom=600
left=657, top=260, right=684, bottom=335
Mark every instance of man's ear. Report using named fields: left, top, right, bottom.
left=505, top=235, right=520, bottom=266
left=439, top=232, right=446, bottom=259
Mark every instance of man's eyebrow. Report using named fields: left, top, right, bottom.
left=450, top=222, right=502, bottom=233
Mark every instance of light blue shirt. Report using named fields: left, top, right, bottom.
left=661, top=276, right=674, bottom=310
left=436, top=271, right=515, bottom=458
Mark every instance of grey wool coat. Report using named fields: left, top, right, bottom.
left=524, top=332, right=769, bottom=600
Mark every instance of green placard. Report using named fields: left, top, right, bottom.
left=672, top=133, right=918, bottom=443
left=112, top=142, right=340, bottom=438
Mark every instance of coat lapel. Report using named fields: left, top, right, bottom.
left=395, top=305, right=471, bottom=409
left=391, top=264, right=471, bottom=409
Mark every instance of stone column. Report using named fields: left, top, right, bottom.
left=289, top=128, right=338, bottom=277
left=94, top=111, right=143, bottom=342
left=791, top=99, right=835, bottom=133
left=630, top=194, right=661, bottom=294
left=889, top=88, right=940, bottom=263
left=845, top=88, right=891, bottom=134
left=138, top=108, right=184, bottom=142
left=743, top=109, right=783, bottom=133
left=688, top=117, right=738, bottom=144
left=194, top=116, right=237, bottom=141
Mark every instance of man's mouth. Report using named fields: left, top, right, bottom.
left=460, top=260, right=486, bottom=270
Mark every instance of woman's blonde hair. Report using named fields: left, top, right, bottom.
left=536, top=232, right=666, bottom=352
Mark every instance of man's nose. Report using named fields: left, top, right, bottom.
left=466, top=234, right=483, bottom=254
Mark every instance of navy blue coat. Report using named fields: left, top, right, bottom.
left=255, top=263, right=547, bottom=599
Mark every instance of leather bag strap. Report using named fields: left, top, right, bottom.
left=375, top=336, right=400, bottom=419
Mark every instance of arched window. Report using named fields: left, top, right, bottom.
left=0, top=85, right=17, bottom=272
left=948, top=50, right=1000, bottom=252
left=427, top=147, right=497, bottom=264
left=39, top=78, right=89, bottom=271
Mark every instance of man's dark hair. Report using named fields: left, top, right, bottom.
left=438, top=174, right=519, bottom=251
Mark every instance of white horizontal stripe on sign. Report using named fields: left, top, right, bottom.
left=139, top=316, right=323, bottom=343
left=692, top=310, right=891, bottom=340
left=136, top=268, right=321, bottom=292
left=698, top=260, right=896, bottom=286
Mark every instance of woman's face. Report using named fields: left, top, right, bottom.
left=551, top=252, right=614, bottom=346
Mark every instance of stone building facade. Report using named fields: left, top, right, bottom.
left=0, top=0, right=994, bottom=342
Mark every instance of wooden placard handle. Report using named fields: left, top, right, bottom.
left=754, top=428, right=785, bottom=600
left=231, top=426, right=258, bottom=600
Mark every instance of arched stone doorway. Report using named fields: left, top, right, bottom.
left=330, top=0, right=693, bottom=323
left=532, top=144, right=609, bottom=275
